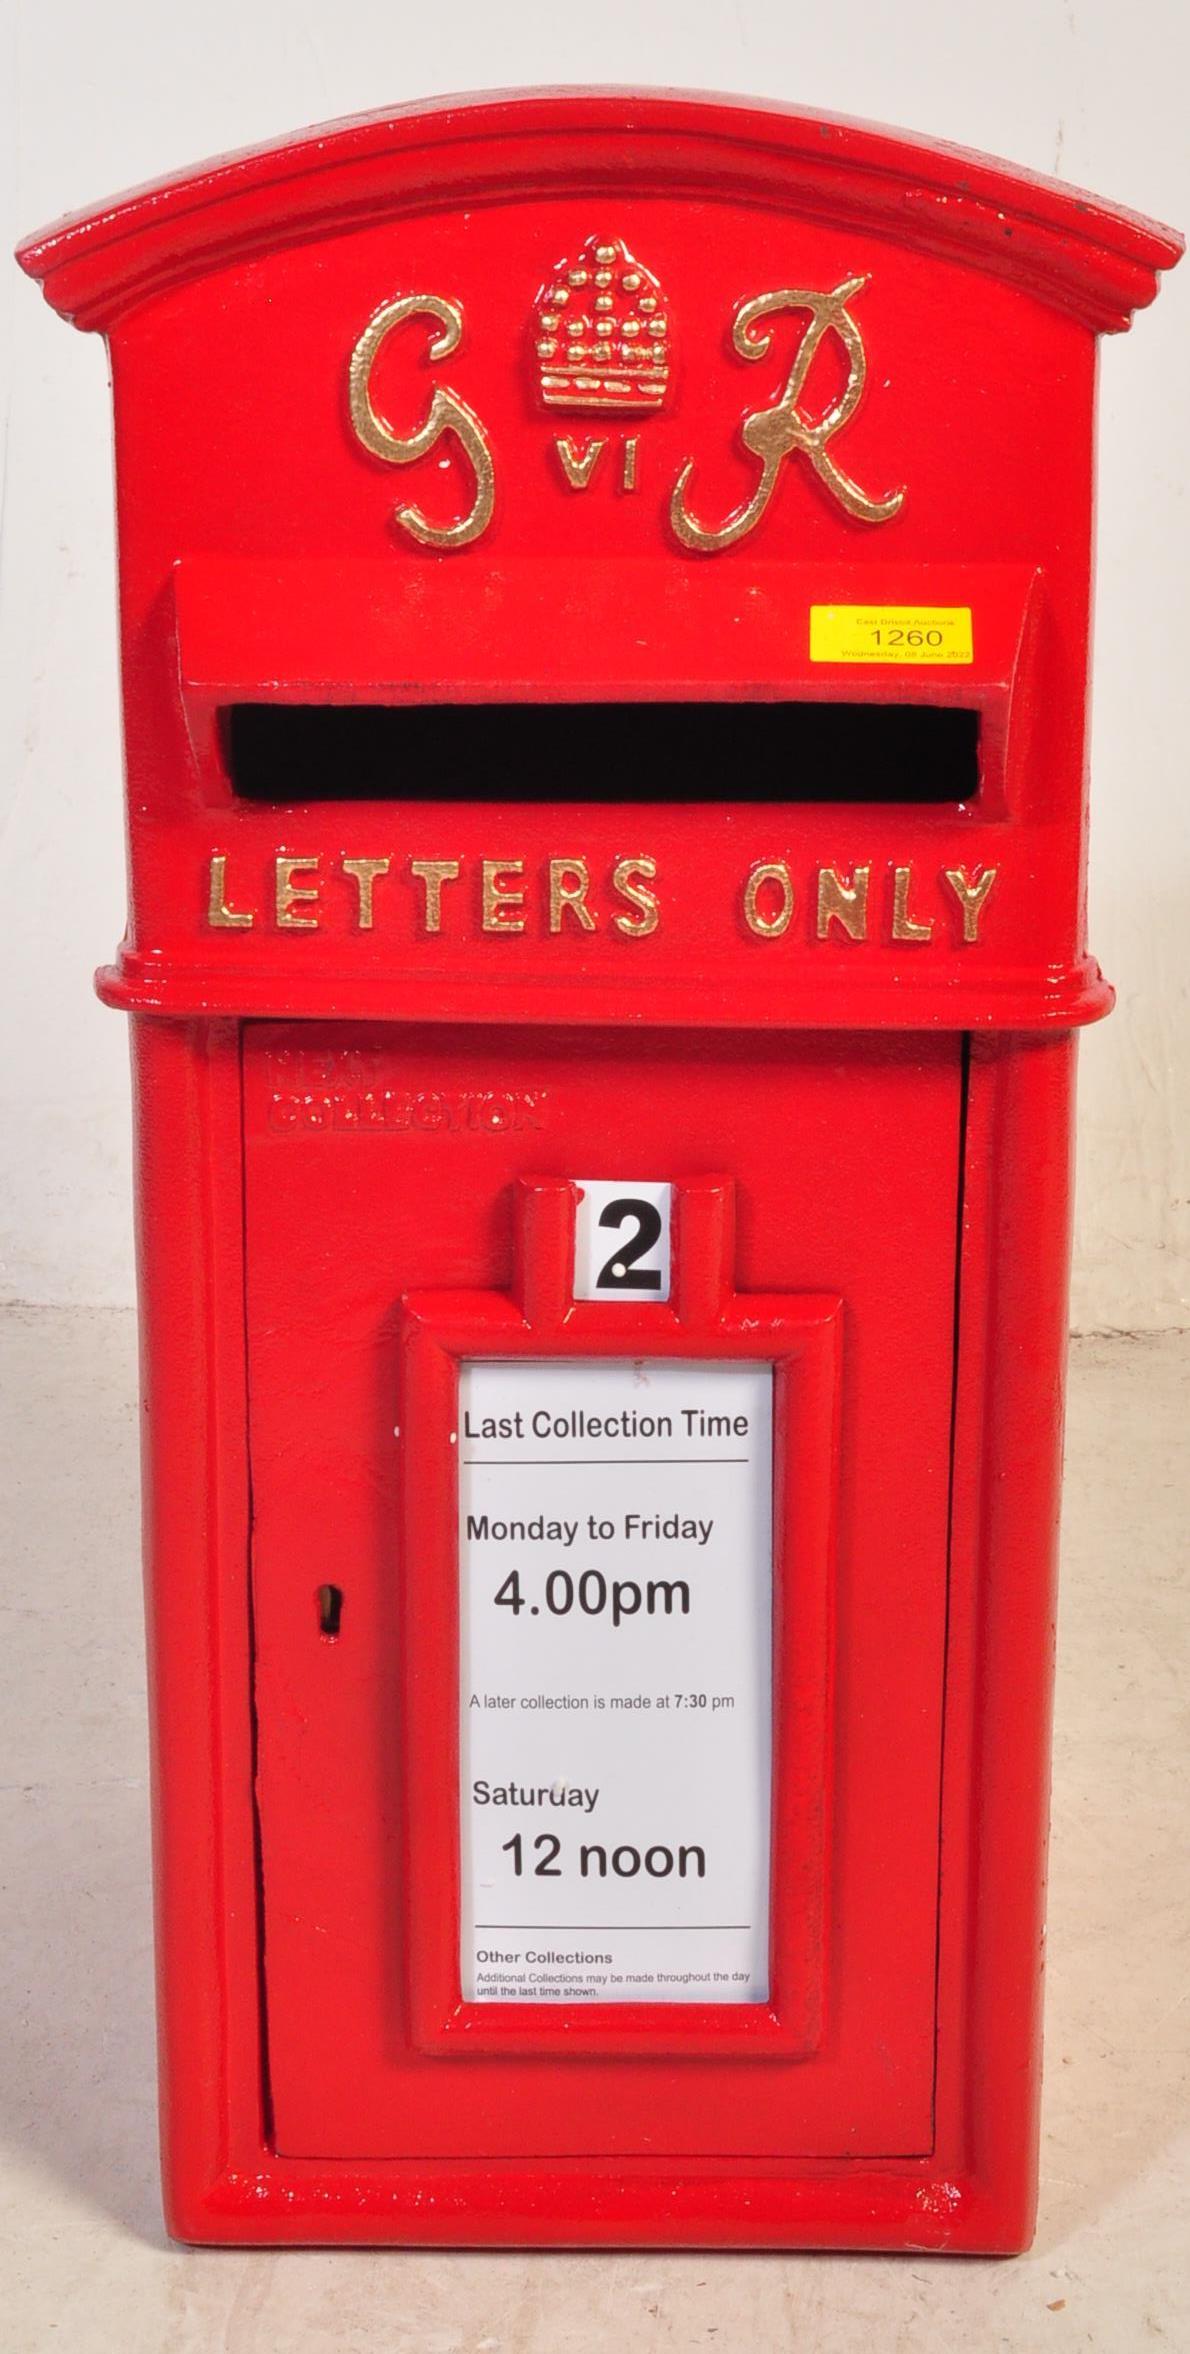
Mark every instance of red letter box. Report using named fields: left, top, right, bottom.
left=17, top=92, right=1181, bottom=2253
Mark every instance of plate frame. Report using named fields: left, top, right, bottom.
left=398, top=1173, right=842, bottom=2060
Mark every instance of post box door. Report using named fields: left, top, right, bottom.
left=245, top=1021, right=961, bottom=2161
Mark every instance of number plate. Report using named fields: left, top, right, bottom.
left=458, top=1356, right=774, bottom=2004
left=574, top=1180, right=672, bottom=1301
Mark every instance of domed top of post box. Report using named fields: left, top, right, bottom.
left=17, top=87, right=1181, bottom=336
left=13, top=89, right=1183, bottom=1035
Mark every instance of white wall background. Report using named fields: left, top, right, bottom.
left=1, top=0, right=1186, bottom=1325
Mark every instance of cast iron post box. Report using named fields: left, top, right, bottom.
left=18, top=92, right=1181, bottom=2253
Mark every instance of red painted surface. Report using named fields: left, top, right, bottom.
left=15, top=91, right=1181, bottom=2250
left=246, top=1038, right=955, bottom=2157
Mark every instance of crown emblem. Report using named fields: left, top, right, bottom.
left=533, top=235, right=671, bottom=414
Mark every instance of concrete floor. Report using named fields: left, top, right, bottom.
left=1, top=1307, right=1186, bottom=2352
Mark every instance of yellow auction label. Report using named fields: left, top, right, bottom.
left=810, top=604, right=974, bottom=665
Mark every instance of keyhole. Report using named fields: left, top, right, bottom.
left=317, top=1583, right=344, bottom=1639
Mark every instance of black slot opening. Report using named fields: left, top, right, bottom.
left=225, top=701, right=980, bottom=805
left=316, top=1583, right=344, bottom=1639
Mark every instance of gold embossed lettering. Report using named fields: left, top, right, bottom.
left=207, top=853, right=254, bottom=929
left=342, top=856, right=391, bottom=929
left=817, top=865, right=870, bottom=941
left=554, top=437, right=606, bottom=490
left=549, top=857, right=597, bottom=933
left=612, top=856, right=660, bottom=937
left=892, top=864, right=933, bottom=942
left=743, top=861, right=795, bottom=938
left=409, top=858, right=461, bottom=934
left=349, top=295, right=494, bottom=550
left=943, top=865, right=999, bottom=942
left=483, top=860, right=526, bottom=934
left=622, top=438, right=639, bottom=493
left=672, top=278, right=905, bottom=553
left=276, top=856, right=321, bottom=931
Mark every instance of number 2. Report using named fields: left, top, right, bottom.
left=573, top=1177, right=671, bottom=1301
left=596, top=1197, right=664, bottom=1291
